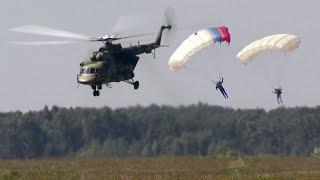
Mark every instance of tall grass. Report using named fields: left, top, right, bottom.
left=1, top=156, right=320, bottom=179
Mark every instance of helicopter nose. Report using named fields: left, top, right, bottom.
left=77, top=74, right=96, bottom=85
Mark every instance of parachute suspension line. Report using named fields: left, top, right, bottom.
left=197, top=66, right=212, bottom=82
left=277, top=80, right=282, bottom=89
left=184, top=64, right=215, bottom=85
left=215, top=48, right=225, bottom=82
left=211, top=41, right=230, bottom=81
left=261, top=64, right=274, bottom=89
left=215, top=53, right=222, bottom=80
left=202, top=49, right=224, bottom=84
left=167, top=26, right=231, bottom=86
left=275, top=55, right=290, bottom=88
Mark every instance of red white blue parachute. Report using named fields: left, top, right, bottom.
left=169, top=26, right=231, bottom=71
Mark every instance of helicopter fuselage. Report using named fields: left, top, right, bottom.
left=77, top=52, right=139, bottom=86
left=77, top=25, right=171, bottom=96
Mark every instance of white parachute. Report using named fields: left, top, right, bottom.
left=168, top=27, right=230, bottom=71
left=236, top=34, right=301, bottom=64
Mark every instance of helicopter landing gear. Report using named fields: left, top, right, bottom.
left=93, top=90, right=100, bottom=96
left=133, top=81, right=139, bottom=90
left=125, top=79, right=140, bottom=90
left=92, top=85, right=100, bottom=96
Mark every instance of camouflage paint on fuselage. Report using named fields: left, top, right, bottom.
left=77, top=25, right=171, bottom=88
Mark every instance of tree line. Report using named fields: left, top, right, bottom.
left=1, top=103, right=320, bottom=158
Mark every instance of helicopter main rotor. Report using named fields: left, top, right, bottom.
left=8, top=24, right=153, bottom=45
left=9, top=7, right=178, bottom=46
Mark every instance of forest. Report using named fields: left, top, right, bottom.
left=1, top=103, right=320, bottom=159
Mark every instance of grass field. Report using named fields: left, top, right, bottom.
left=1, top=156, right=320, bottom=179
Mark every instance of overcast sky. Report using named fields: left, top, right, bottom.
left=0, top=0, right=318, bottom=112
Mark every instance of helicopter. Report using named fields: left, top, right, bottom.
left=77, top=25, right=172, bottom=96
left=9, top=10, right=176, bottom=96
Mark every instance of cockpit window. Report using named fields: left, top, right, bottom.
left=89, top=68, right=94, bottom=74
left=80, top=68, right=85, bottom=74
left=80, top=67, right=101, bottom=74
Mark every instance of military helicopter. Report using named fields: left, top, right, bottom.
left=9, top=10, right=176, bottom=96
left=78, top=25, right=171, bottom=96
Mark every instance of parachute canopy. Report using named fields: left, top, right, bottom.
left=169, top=26, right=230, bottom=71
left=237, top=34, right=301, bottom=64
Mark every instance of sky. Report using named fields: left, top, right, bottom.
left=0, top=0, right=319, bottom=112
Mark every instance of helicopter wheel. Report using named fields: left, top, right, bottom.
left=133, top=81, right=139, bottom=90
left=93, top=90, right=100, bottom=96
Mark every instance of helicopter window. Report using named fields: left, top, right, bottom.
left=80, top=68, right=84, bottom=74
left=84, top=68, right=90, bottom=74
left=89, top=68, right=94, bottom=74
left=81, top=68, right=101, bottom=74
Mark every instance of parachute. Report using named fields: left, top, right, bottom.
left=237, top=34, right=301, bottom=64
left=168, top=26, right=231, bottom=71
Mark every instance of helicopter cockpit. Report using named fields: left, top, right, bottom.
left=80, top=67, right=101, bottom=75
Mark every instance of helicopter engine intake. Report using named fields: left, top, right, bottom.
left=90, top=52, right=97, bottom=61
left=96, top=52, right=105, bottom=61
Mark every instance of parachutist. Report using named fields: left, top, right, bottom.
left=273, top=87, right=283, bottom=104
left=213, top=77, right=228, bottom=99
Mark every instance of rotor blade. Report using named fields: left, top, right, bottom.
left=9, top=41, right=77, bottom=45
left=161, top=7, right=178, bottom=45
left=114, top=9, right=178, bottom=42
left=88, top=32, right=156, bottom=42
left=9, top=25, right=91, bottom=40
left=117, top=32, right=156, bottom=40
left=164, top=7, right=177, bottom=30
left=113, top=7, right=177, bottom=40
